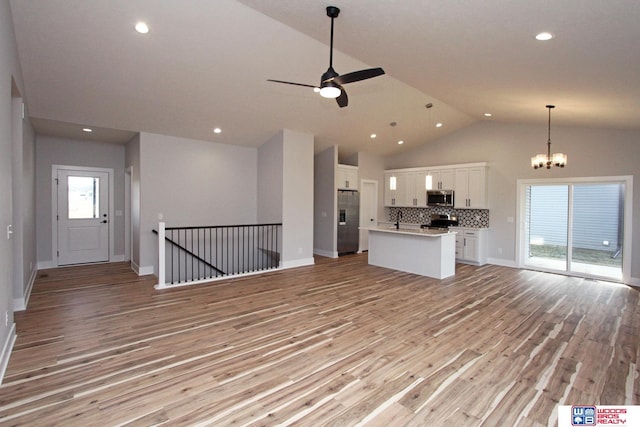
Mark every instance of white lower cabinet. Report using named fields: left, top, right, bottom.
left=450, top=227, right=488, bottom=265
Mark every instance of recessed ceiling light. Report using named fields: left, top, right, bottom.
left=484, top=113, right=492, bottom=117
left=370, top=133, right=376, bottom=139
left=436, top=123, right=443, bottom=128
left=213, top=127, right=222, bottom=134
left=535, top=32, right=553, bottom=41
left=135, top=22, right=150, bottom=34
left=397, top=140, right=404, bottom=145
left=82, top=128, right=93, bottom=133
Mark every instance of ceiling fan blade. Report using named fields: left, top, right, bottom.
left=267, top=79, right=317, bottom=89
left=333, top=67, right=385, bottom=85
left=336, top=89, right=348, bottom=108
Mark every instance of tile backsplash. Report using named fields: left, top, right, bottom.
left=387, top=207, right=490, bottom=228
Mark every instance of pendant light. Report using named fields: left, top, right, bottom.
left=531, top=105, right=567, bottom=169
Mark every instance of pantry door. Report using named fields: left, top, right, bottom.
left=56, top=167, right=111, bottom=265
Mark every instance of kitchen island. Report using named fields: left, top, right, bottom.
left=363, top=226, right=457, bottom=279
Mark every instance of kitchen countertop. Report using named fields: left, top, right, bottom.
left=361, top=226, right=457, bottom=237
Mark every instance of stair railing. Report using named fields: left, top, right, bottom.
left=154, top=222, right=282, bottom=289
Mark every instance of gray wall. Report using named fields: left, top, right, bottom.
left=257, top=131, right=284, bottom=224
left=313, top=146, right=337, bottom=257
left=136, top=132, right=258, bottom=274
left=125, top=134, right=141, bottom=271
left=1, top=0, right=32, bottom=376
left=386, top=121, right=640, bottom=281
left=35, top=136, right=126, bottom=266
left=281, top=129, right=314, bottom=266
left=257, top=129, right=315, bottom=267
left=11, top=94, right=36, bottom=310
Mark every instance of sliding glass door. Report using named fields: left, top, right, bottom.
left=521, top=178, right=628, bottom=282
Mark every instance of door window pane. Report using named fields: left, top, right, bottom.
left=68, top=176, right=99, bottom=219
left=571, top=183, right=623, bottom=279
left=526, top=185, right=568, bottom=270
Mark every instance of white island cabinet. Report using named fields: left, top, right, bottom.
left=364, top=227, right=457, bottom=279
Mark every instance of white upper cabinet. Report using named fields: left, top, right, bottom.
left=385, top=163, right=488, bottom=209
left=425, top=168, right=454, bottom=190
left=337, top=164, right=358, bottom=190
left=404, top=169, right=428, bottom=206
left=384, top=171, right=407, bottom=206
left=454, top=166, right=487, bottom=209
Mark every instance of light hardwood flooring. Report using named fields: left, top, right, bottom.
left=1, top=254, right=639, bottom=426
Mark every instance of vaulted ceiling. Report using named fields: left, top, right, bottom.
left=9, top=0, right=640, bottom=157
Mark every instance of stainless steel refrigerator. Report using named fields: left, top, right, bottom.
left=337, top=190, right=360, bottom=255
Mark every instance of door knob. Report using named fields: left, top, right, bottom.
left=101, top=220, right=108, bottom=224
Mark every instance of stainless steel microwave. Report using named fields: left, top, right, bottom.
left=427, top=190, right=454, bottom=207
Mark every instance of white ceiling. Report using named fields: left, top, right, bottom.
left=9, top=0, right=640, bottom=157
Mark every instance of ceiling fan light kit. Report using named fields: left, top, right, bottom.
left=267, top=6, right=385, bottom=108
left=319, top=81, right=341, bottom=98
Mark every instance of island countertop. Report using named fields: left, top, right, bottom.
left=360, top=225, right=457, bottom=237
left=363, top=226, right=456, bottom=279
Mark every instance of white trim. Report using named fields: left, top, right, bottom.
left=37, top=260, right=55, bottom=270
left=0, top=324, right=17, bottom=384
left=13, top=266, right=37, bottom=311
left=385, top=162, right=487, bottom=173
left=314, top=248, right=338, bottom=258
left=138, top=266, right=155, bottom=276
left=516, top=175, right=633, bottom=285
left=112, top=254, right=125, bottom=262
left=157, top=222, right=165, bottom=287
left=280, top=257, right=315, bottom=269
left=359, top=179, right=378, bottom=253
left=487, top=258, right=519, bottom=268
left=51, top=165, right=116, bottom=267
left=124, top=166, right=132, bottom=262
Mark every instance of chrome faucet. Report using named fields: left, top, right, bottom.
left=395, top=210, right=403, bottom=229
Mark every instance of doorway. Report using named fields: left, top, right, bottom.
left=53, top=165, right=114, bottom=266
left=517, top=176, right=632, bottom=283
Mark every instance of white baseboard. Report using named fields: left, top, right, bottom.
left=37, top=260, right=55, bottom=270
left=137, top=265, right=154, bottom=276
left=313, top=248, right=338, bottom=258
left=487, top=257, right=518, bottom=268
left=280, top=257, right=315, bottom=269
left=629, top=277, right=640, bottom=287
left=0, top=323, right=17, bottom=384
left=111, top=254, right=125, bottom=262
left=13, top=266, right=37, bottom=312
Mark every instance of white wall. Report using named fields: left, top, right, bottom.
left=137, top=132, right=258, bottom=274
left=34, top=136, right=126, bottom=267
left=387, top=121, right=640, bottom=281
left=313, top=146, right=338, bottom=257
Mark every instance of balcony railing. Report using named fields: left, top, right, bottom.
left=154, top=222, right=282, bottom=289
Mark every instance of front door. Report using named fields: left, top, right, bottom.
left=57, top=168, right=110, bottom=265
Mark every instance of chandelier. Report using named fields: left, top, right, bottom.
left=531, top=105, right=567, bottom=169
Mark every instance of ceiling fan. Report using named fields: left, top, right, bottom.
left=267, top=6, right=385, bottom=108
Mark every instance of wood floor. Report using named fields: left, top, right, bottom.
left=1, top=254, right=639, bottom=426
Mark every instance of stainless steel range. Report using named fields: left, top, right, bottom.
left=421, top=213, right=459, bottom=231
